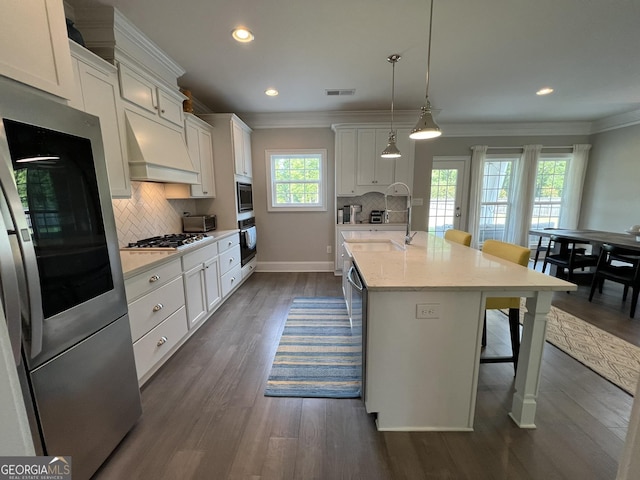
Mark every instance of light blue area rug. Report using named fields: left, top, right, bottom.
left=264, top=297, right=362, bottom=398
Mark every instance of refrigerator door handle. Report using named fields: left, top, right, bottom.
left=0, top=155, right=44, bottom=358
left=0, top=207, right=21, bottom=364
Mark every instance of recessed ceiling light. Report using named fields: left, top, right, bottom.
left=265, top=88, right=279, bottom=97
left=536, top=87, right=554, bottom=96
left=232, top=27, right=254, bottom=43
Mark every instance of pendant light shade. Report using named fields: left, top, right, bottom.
left=381, top=54, right=402, bottom=158
left=410, top=0, right=442, bottom=140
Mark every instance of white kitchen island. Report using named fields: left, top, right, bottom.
left=342, top=231, right=575, bottom=431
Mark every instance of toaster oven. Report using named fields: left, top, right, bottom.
left=182, top=214, right=217, bottom=232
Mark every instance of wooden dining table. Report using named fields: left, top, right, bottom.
left=529, top=228, right=640, bottom=253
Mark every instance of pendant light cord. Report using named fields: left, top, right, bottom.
left=425, top=0, right=434, bottom=100
left=390, top=56, right=396, bottom=132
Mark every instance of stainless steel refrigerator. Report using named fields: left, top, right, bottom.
left=0, top=78, right=141, bottom=479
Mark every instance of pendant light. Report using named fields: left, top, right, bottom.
left=381, top=54, right=402, bottom=158
left=410, top=0, right=442, bottom=140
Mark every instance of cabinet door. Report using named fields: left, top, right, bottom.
left=232, top=120, right=246, bottom=176
left=183, top=264, right=207, bottom=328
left=118, top=63, right=157, bottom=114
left=241, top=127, right=252, bottom=178
left=157, top=88, right=185, bottom=127
left=204, top=257, right=221, bottom=311
left=393, top=128, right=415, bottom=190
left=77, top=60, right=131, bottom=198
left=197, top=128, right=216, bottom=197
left=336, top=128, right=357, bottom=195
left=356, top=129, right=377, bottom=186
left=357, top=129, right=395, bottom=188
left=0, top=0, right=74, bottom=99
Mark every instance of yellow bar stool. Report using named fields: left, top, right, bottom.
left=481, top=239, right=531, bottom=372
left=444, top=229, right=472, bottom=247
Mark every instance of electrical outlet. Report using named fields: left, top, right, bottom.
left=327, top=245, right=332, bottom=254
left=416, top=303, right=440, bottom=319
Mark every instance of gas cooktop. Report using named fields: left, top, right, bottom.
left=122, top=233, right=212, bottom=251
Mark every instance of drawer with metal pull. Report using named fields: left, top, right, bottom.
left=124, top=258, right=182, bottom=301
left=219, top=245, right=241, bottom=275
left=218, top=233, right=240, bottom=254
left=221, top=264, right=243, bottom=297
left=128, top=276, right=185, bottom=342
left=132, top=306, right=188, bottom=380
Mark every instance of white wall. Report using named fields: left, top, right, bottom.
left=581, top=124, right=640, bottom=231
left=250, top=128, right=336, bottom=267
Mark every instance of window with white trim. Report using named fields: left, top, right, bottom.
left=265, top=149, right=327, bottom=212
left=477, top=156, right=516, bottom=246
left=528, top=154, right=569, bottom=247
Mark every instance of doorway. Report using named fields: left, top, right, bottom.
left=429, top=157, right=469, bottom=237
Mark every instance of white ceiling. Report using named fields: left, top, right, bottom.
left=69, top=0, right=640, bottom=126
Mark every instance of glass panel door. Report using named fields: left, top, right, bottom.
left=429, top=158, right=469, bottom=237
left=4, top=119, right=113, bottom=320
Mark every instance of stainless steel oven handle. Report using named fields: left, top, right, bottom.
left=347, top=265, right=363, bottom=292
left=0, top=203, right=21, bottom=364
left=0, top=156, right=44, bottom=358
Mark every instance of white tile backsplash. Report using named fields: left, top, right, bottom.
left=111, top=181, right=196, bottom=246
left=337, top=191, right=408, bottom=224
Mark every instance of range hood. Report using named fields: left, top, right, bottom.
left=125, top=109, right=198, bottom=184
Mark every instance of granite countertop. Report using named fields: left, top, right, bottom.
left=343, top=231, right=576, bottom=292
left=119, top=229, right=239, bottom=278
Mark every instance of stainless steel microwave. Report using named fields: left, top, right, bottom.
left=237, top=182, right=253, bottom=212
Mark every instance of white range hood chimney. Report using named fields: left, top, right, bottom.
left=125, top=110, right=198, bottom=184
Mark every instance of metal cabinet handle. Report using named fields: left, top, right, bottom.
left=229, top=257, right=234, bottom=262
left=228, top=241, right=233, bottom=246
left=157, top=336, right=168, bottom=347
left=149, top=274, right=160, bottom=283
left=152, top=303, right=163, bottom=312
left=231, top=277, right=236, bottom=283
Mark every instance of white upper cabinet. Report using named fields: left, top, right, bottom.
left=0, top=0, right=74, bottom=100
left=335, top=128, right=357, bottom=196
left=118, top=62, right=185, bottom=128
left=165, top=114, right=216, bottom=198
left=69, top=42, right=131, bottom=198
left=232, top=117, right=253, bottom=179
left=357, top=129, right=395, bottom=187
left=334, top=125, right=414, bottom=196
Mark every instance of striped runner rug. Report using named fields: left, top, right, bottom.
left=264, top=297, right=361, bottom=398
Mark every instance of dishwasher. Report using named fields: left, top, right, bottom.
left=347, top=264, right=367, bottom=401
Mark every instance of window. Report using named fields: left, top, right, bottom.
left=265, top=149, right=327, bottom=211
left=528, top=155, right=569, bottom=247
left=478, top=156, right=516, bottom=246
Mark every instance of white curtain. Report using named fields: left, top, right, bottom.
left=559, top=144, right=591, bottom=228
left=467, top=145, right=487, bottom=249
left=507, top=145, right=542, bottom=246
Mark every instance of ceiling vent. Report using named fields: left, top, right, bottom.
left=326, top=89, right=355, bottom=96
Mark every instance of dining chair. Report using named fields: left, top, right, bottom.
left=444, top=228, right=472, bottom=247
left=532, top=228, right=587, bottom=270
left=480, top=239, right=531, bottom=372
left=588, top=244, right=640, bottom=318
left=541, top=235, right=598, bottom=283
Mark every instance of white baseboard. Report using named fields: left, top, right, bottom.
left=256, top=261, right=334, bottom=272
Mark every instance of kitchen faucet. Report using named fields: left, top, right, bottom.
left=384, top=182, right=416, bottom=244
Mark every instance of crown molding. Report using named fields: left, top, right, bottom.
left=590, top=108, right=640, bottom=133
left=238, top=110, right=594, bottom=136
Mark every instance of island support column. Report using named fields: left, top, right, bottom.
left=508, top=291, right=552, bottom=428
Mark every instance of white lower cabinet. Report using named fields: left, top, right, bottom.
left=132, top=307, right=188, bottom=381
left=123, top=232, right=249, bottom=385
left=221, top=265, right=243, bottom=298
left=182, top=242, right=221, bottom=328
left=125, top=257, right=185, bottom=381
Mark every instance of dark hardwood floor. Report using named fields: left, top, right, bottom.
left=93, top=270, right=638, bottom=480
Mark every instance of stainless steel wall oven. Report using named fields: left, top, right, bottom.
left=239, top=217, right=256, bottom=266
